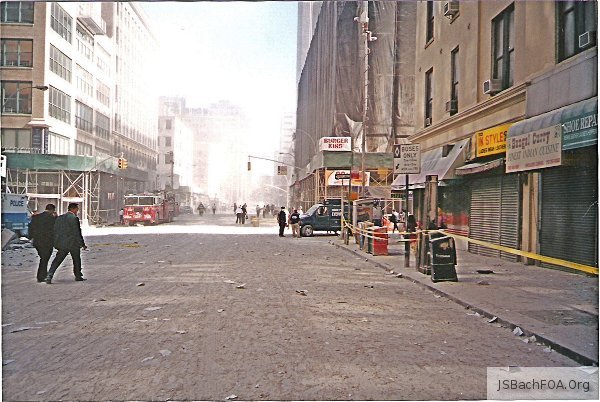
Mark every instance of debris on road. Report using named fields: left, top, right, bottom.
left=364, top=285, right=374, bottom=289
left=1, top=323, right=14, bottom=327
left=224, top=280, right=236, bottom=284
left=225, top=394, right=237, bottom=400
left=34, top=321, right=58, bottom=325
left=93, top=298, right=107, bottom=302
left=396, top=273, right=403, bottom=278
left=144, top=307, right=162, bottom=311
left=477, top=280, right=490, bottom=286
left=217, top=309, right=225, bottom=313
left=543, top=347, right=553, bottom=353
left=159, top=349, right=171, bottom=357
left=2, top=360, right=15, bottom=366
left=488, top=316, right=498, bottom=323
left=296, top=290, right=308, bottom=296
left=136, top=283, right=145, bottom=287
left=175, top=330, right=187, bottom=334
left=236, top=284, right=246, bottom=289
left=512, top=327, right=524, bottom=336
left=476, top=270, right=495, bottom=274
left=157, top=260, right=165, bottom=263
left=11, top=326, right=41, bottom=333
left=141, top=356, right=154, bottom=362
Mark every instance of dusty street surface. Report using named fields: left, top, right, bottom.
left=2, top=215, right=576, bottom=400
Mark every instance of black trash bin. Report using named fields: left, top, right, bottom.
left=429, top=235, right=458, bottom=282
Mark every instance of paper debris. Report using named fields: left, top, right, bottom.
left=159, top=349, right=171, bottom=357
left=512, top=327, right=524, bottom=336
left=136, top=283, right=145, bottom=287
left=144, top=307, right=162, bottom=311
left=224, top=280, right=236, bottom=284
left=141, top=356, right=154, bottom=362
left=236, top=284, right=246, bottom=289
left=488, top=316, right=498, bottom=323
left=225, top=395, right=237, bottom=400
left=11, top=326, right=41, bottom=333
left=295, top=290, right=308, bottom=296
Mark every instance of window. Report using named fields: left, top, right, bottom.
left=492, top=4, right=514, bottom=90
left=95, top=111, right=110, bottom=139
left=76, top=64, right=93, bottom=97
left=558, top=1, right=597, bottom=61
left=76, top=25, right=94, bottom=60
left=48, top=131, right=69, bottom=155
left=165, top=136, right=172, bottom=146
left=75, top=140, right=92, bottom=156
left=1, top=39, right=33, bottom=67
left=1, top=81, right=32, bottom=114
left=450, top=46, right=459, bottom=115
left=425, top=68, right=433, bottom=126
left=75, top=101, right=93, bottom=133
left=96, top=44, right=110, bottom=72
left=49, top=45, right=71, bottom=82
left=426, top=0, right=434, bottom=43
left=50, top=2, right=72, bottom=43
left=1, top=1, right=34, bottom=23
left=49, top=86, right=71, bottom=123
left=165, top=119, right=172, bottom=129
left=1, top=128, right=31, bottom=150
left=96, top=80, right=110, bottom=106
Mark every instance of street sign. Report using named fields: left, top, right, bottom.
left=335, top=172, right=351, bottom=180
left=277, top=165, right=288, bottom=175
left=394, top=143, right=421, bottom=174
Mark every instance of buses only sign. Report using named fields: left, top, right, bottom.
left=393, top=144, right=421, bottom=174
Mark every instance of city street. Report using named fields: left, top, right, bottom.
left=1, top=214, right=577, bottom=401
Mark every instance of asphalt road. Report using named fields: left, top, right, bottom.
left=1, top=214, right=576, bottom=400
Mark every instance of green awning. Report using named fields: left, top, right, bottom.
left=507, top=97, right=597, bottom=150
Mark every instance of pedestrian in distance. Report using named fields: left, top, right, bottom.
left=241, top=203, right=247, bottom=224
left=297, top=206, right=304, bottom=215
left=277, top=206, right=287, bottom=237
left=119, top=208, right=124, bottom=224
left=289, top=208, right=301, bottom=238
left=235, top=206, right=243, bottom=224
left=45, top=203, right=88, bottom=284
left=390, top=209, right=400, bottom=233
left=212, top=203, right=216, bottom=215
left=256, top=204, right=261, bottom=218
left=28, top=203, right=57, bottom=282
left=262, top=205, right=267, bottom=218
left=233, top=202, right=237, bottom=215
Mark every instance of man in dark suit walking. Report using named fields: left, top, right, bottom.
left=45, top=203, right=88, bottom=284
left=28, top=203, right=57, bottom=282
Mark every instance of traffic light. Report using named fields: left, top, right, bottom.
left=118, top=157, right=128, bottom=169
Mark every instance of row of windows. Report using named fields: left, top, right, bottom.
left=1, top=1, right=33, bottom=24
left=0, top=128, right=70, bottom=155
left=49, top=44, right=71, bottom=82
left=75, top=100, right=93, bottom=132
left=76, top=25, right=94, bottom=60
left=50, top=2, right=72, bottom=43
left=422, top=1, right=596, bottom=127
left=76, top=64, right=93, bottom=97
left=0, top=38, right=32, bottom=67
left=49, top=86, right=71, bottom=123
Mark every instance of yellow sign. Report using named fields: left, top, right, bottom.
left=475, top=123, right=512, bottom=157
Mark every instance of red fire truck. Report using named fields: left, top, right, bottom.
left=123, top=193, right=178, bottom=225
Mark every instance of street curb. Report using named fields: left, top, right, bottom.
left=333, top=241, right=598, bottom=367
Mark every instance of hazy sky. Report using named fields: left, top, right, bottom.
left=142, top=1, right=298, bottom=149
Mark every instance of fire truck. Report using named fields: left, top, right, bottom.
left=123, top=193, right=178, bottom=225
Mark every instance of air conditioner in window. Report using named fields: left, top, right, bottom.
left=443, top=1, right=459, bottom=17
left=425, top=117, right=432, bottom=127
left=445, top=99, right=458, bottom=113
left=483, top=79, right=503, bottom=95
left=578, top=31, right=596, bottom=49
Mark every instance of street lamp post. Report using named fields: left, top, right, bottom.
left=1, top=84, right=48, bottom=110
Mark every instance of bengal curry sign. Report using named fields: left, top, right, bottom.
left=474, top=123, right=513, bottom=157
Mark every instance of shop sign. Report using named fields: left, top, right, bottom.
left=506, top=125, right=562, bottom=173
left=325, top=170, right=370, bottom=186
left=561, top=110, right=598, bottom=150
left=319, top=137, right=351, bottom=152
left=475, top=123, right=512, bottom=157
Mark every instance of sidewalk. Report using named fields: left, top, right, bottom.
left=334, top=233, right=599, bottom=366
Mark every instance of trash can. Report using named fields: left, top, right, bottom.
left=429, top=235, right=458, bottom=282
left=373, top=226, right=388, bottom=256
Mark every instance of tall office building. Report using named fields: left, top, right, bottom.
left=1, top=1, right=159, bottom=222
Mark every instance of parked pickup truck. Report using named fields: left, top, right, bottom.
left=300, top=199, right=350, bottom=237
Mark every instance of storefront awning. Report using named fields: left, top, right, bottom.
left=455, top=158, right=504, bottom=176
left=508, top=97, right=597, bottom=150
left=391, top=137, right=470, bottom=189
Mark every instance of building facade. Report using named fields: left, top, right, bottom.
left=1, top=1, right=159, bottom=223
left=407, top=1, right=597, bottom=267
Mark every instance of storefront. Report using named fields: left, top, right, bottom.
left=507, top=97, right=598, bottom=268
left=454, top=124, right=521, bottom=261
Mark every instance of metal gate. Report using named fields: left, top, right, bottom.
left=540, top=166, right=598, bottom=267
left=469, top=174, right=520, bottom=261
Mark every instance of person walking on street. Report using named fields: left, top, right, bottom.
left=235, top=206, right=243, bottom=224
left=289, top=208, right=301, bottom=238
left=45, top=203, right=87, bottom=284
left=390, top=209, right=400, bottom=233
left=28, top=204, right=57, bottom=282
left=241, top=203, right=247, bottom=224
left=277, top=206, right=287, bottom=237
left=212, top=203, right=216, bottom=215
left=119, top=208, right=124, bottom=225
left=256, top=204, right=261, bottom=218
left=233, top=203, right=237, bottom=215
